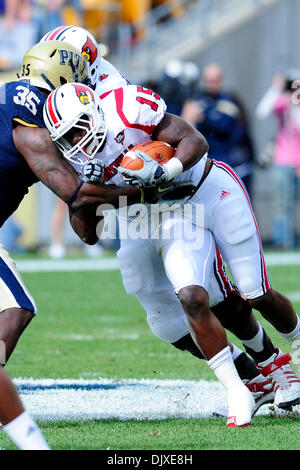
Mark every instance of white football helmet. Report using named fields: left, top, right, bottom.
left=43, top=83, right=107, bottom=165
left=40, top=26, right=101, bottom=88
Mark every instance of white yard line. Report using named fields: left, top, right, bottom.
left=284, top=292, right=300, bottom=302
left=265, top=252, right=300, bottom=266
left=45, top=332, right=141, bottom=341
left=14, top=378, right=299, bottom=422
left=15, top=252, right=300, bottom=273
left=16, top=257, right=120, bottom=273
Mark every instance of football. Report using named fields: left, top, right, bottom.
left=121, top=141, right=175, bottom=171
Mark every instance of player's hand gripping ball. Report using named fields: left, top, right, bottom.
left=118, top=141, right=175, bottom=187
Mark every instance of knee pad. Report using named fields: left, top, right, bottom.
left=117, top=246, right=145, bottom=295
left=137, top=291, right=189, bottom=343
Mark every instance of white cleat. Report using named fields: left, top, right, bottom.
left=257, top=349, right=300, bottom=409
left=226, top=385, right=255, bottom=427
left=214, top=373, right=274, bottom=418
left=243, top=374, right=275, bottom=413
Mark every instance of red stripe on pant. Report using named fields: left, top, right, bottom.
left=215, top=248, right=232, bottom=296
left=212, top=160, right=271, bottom=294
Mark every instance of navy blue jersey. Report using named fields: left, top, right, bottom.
left=0, top=81, right=46, bottom=227
left=195, top=91, right=240, bottom=164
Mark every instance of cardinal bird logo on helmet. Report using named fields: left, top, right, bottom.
left=100, top=73, right=109, bottom=81
left=73, top=84, right=94, bottom=105
left=82, top=36, right=98, bottom=65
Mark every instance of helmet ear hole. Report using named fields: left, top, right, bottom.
left=60, top=77, right=67, bottom=85
left=50, top=49, right=57, bottom=58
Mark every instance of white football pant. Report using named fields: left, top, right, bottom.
left=190, top=160, right=271, bottom=299
left=117, top=214, right=233, bottom=343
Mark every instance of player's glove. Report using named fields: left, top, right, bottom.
left=81, top=159, right=106, bottom=184
left=140, top=181, right=196, bottom=204
left=118, top=151, right=169, bottom=187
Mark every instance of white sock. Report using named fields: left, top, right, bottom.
left=207, top=346, right=244, bottom=391
left=231, top=344, right=244, bottom=361
left=3, top=411, right=50, bottom=450
left=278, top=316, right=300, bottom=343
left=241, top=323, right=264, bottom=352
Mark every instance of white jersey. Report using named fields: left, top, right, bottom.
left=67, top=84, right=236, bottom=322
left=93, top=85, right=271, bottom=302
left=95, top=58, right=129, bottom=96
left=93, top=85, right=207, bottom=189
left=94, top=85, right=166, bottom=186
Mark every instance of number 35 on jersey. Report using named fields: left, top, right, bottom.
left=13, top=85, right=41, bottom=116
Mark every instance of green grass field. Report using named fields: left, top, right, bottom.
left=0, top=259, right=299, bottom=450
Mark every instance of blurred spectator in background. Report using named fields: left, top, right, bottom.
left=0, top=216, right=25, bottom=253
left=181, top=63, right=254, bottom=195
left=0, top=0, right=37, bottom=70
left=155, top=60, right=187, bottom=115
left=228, top=90, right=255, bottom=195
left=155, top=59, right=200, bottom=116
left=256, top=70, right=300, bottom=249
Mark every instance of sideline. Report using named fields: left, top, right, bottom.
left=15, top=252, right=300, bottom=273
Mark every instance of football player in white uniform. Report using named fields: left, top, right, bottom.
left=43, top=82, right=299, bottom=426
left=115, top=91, right=300, bottom=412
left=39, top=27, right=279, bottom=408
left=41, top=26, right=300, bottom=416
left=39, top=25, right=260, bottom=361
left=44, top=82, right=300, bottom=421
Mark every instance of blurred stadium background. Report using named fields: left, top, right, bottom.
left=0, top=0, right=299, bottom=253
left=1, top=0, right=300, bottom=451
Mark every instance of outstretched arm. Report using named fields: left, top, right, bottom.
left=13, top=125, right=141, bottom=211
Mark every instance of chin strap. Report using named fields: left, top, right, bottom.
left=66, top=180, right=84, bottom=207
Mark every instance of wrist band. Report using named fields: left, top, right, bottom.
left=66, top=180, right=84, bottom=207
left=164, top=158, right=183, bottom=180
